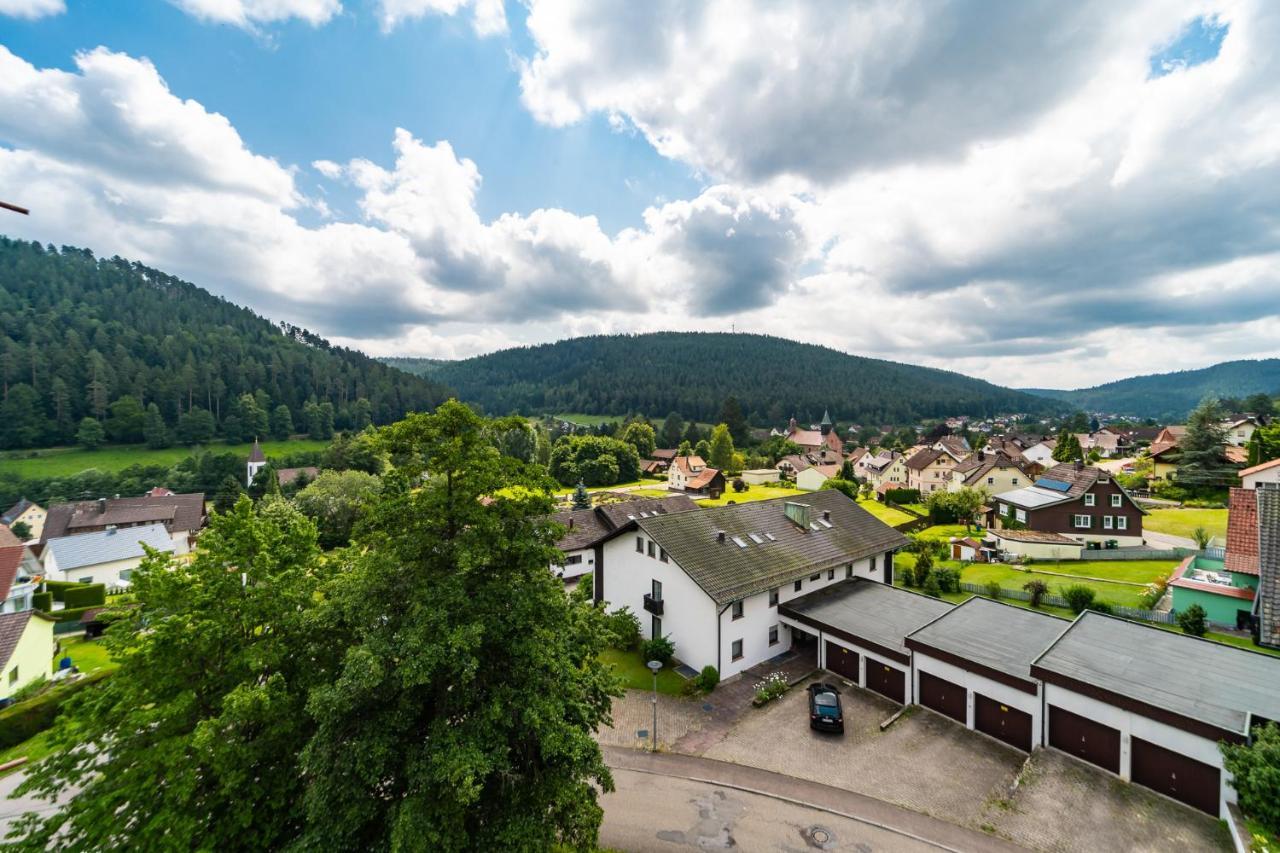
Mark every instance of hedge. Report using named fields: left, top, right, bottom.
left=883, top=488, right=920, bottom=504
left=62, top=584, right=106, bottom=609
left=43, top=580, right=81, bottom=602
left=31, top=591, right=54, bottom=612
left=0, top=670, right=112, bottom=751
left=45, top=605, right=104, bottom=624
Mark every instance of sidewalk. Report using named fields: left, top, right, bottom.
left=603, top=746, right=1026, bottom=852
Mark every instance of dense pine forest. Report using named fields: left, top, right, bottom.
left=0, top=238, right=451, bottom=450
left=1024, top=359, right=1280, bottom=420
left=391, top=332, right=1061, bottom=425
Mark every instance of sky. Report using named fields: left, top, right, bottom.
left=1, top=1, right=1278, bottom=390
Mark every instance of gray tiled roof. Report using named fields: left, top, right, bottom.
left=1257, top=488, right=1280, bottom=648
left=908, top=597, right=1069, bottom=680
left=552, top=495, right=698, bottom=552
left=782, top=578, right=952, bottom=656
left=1032, top=611, right=1280, bottom=735
left=44, top=523, right=175, bottom=571
left=638, top=490, right=909, bottom=605
left=42, top=493, right=205, bottom=542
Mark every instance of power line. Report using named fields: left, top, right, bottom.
left=1, top=200, right=30, bottom=215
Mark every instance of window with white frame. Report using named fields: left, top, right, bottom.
left=1015, top=508, right=1026, bottom=523
left=1103, top=516, right=1113, bottom=529
left=768, top=625, right=779, bottom=646
left=1117, top=516, right=1128, bottom=530
left=1110, top=494, right=1122, bottom=507
left=1084, top=493, right=1095, bottom=507
left=731, top=639, right=743, bottom=661
left=1073, top=514, right=1091, bottom=528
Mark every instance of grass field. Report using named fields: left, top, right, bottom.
left=696, top=484, right=804, bottom=508
left=56, top=638, right=118, bottom=676
left=0, top=438, right=329, bottom=479
left=599, top=648, right=687, bottom=695
left=1144, top=507, right=1228, bottom=542
left=856, top=499, right=914, bottom=526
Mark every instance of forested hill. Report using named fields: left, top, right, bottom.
left=390, top=333, right=1062, bottom=425
left=0, top=238, right=450, bottom=450
left=1024, top=359, right=1280, bottom=420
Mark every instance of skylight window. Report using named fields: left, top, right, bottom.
left=749, top=533, right=764, bottom=544
left=809, top=523, right=819, bottom=531
left=731, top=536, right=748, bottom=548
left=765, top=533, right=777, bottom=541
left=818, top=519, right=832, bottom=529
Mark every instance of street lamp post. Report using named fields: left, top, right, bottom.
left=646, top=660, right=662, bottom=752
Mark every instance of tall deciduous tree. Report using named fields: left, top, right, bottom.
left=299, top=401, right=621, bottom=850
left=10, top=497, right=334, bottom=851
left=619, top=421, right=656, bottom=460
left=708, top=423, right=735, bottom=471
left=75, top=416, right=104, bottom=450
left=293, top=469, right=384, bottom=549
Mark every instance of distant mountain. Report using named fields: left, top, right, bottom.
left=1023, top=359, right=1280, bottom=420
left=388, top=332, right=1062, bottom=426
left=0, top=237, right=452, bottom=449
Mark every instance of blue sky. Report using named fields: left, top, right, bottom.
left=0, top=0, right=701, bottom=232
left=0, top=1, right=1277, bottom=389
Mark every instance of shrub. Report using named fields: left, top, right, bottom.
left=63, top=583, right=107, bottom=609
left=1139, top=574, right=1170, bottom=610
left=1061, top=584, right=1097, bottom=615
left=604, top=607, right=641, bottom=651
left=1221, top=722, right=1280, bottom=836
left=31, top=591, right=53, bottom=612
left=1192, top=526, right=1212, bottom=549
left=912, top=549, right=934, bottom=587
left=753, top=671, right=788, bottom=704
left=732, top=478, right=748, bottom=493
left=883, top=488, right=920, bottom=505
left=641, top=635, right=675, bottom=666
left=923, top=572, right=943, bottom=598
left=1089, top=601, right=1114, bottom=615
left=932, top=567, right=960, bottom=594
left=982, top=581, right=1002, bottom=600
left=1022, top=579, right=1049, bottom=608
left=0, top=670, right=112, bottom=750
left=1178, top=603, right=1208, bottom=636
left=570, top=573, right=593, bottom=602
left=696, top=665, right=720, bottom=693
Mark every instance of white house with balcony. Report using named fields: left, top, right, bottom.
left=594, top=490, right=908, bottom=679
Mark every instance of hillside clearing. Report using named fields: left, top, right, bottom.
left=0, top=439, right=329, bottom=480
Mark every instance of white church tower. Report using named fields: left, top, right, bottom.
left=246, top=439, right=266, bottom=487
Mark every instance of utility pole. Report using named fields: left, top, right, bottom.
left=1, top=201, right=30, bottom=215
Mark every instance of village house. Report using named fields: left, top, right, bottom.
left=1148, top=424, right=1250, bottom=482
left=1222, top=416, right=1259, bottom=447
left=39, top=492, right=206, bottom=555
left=0, top=609, right=56, bottom=703
left=1, top=527, right=42, bottom=614
left=904, top=446, right=963, bottom=495
left=1239, top=456, right=1280, bottom=490
left=549, top=495, right=698, bottom=582
left=595, top=491, right=907, bottom=679
left=1074, top=431, right=1131, bottom=459
left=41, top=523, right=176, bottom=588
left=857, top=451, right=908, bottom=491
left=946, top=450, right=1034, bottom=495
left=667, top=455, right=725, bottom=499
left=1169, top=487, right=1260, bottom=631
left=1, top=498, right=46, bottom=541
left=777, top=411, right=844, bottom=454
left=989, top=462, right=1145, bottom=547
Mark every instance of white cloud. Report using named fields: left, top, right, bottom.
left=0, top=0, right=63, bottom=19
left=376, top=0, right=507, bottom=36
left=169, top=0, right=341, bottom=28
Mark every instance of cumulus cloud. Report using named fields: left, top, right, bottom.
left=377, top=0, right=507, bottom=35
left=169, top=0, right=341, bottom=28
left=0, top=0, right=63, bottom=19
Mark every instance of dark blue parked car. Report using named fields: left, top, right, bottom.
left=807, top=682, right=843, bottom=733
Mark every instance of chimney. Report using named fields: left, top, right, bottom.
left=784, top=502, right=811, bottom=530
left=98, top=498, right=107, bottom=514
left=717, top=530, right=726, bottom=543
left=568, top=518, right=574, bottom=530
left=1074, top=460, right=1084, bottom=471
left=822, top=509, right=831, bottom=522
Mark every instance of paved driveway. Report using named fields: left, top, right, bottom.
left=702, top=678, right=1026, bottom=827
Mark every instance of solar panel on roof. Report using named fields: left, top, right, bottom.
left=1036, top=478, right=1072, bottom=492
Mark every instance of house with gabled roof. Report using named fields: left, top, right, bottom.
left=40, top=493, right=206, bottom=554
left=549, top=495, right=698, bottom=582
left=904, top=446, right=962, bottom=495
left=1240, top=456, right=1280, bottom=490
left=989, top=462, right=1145, bottom=546
left=667, top=455, right=725, bottom=499
left=947, top=450, right=1035, bottom=495
left=0, top=609, right=56, bottom=703
left=779, top=411, right=844, bottom=455
left=1, top=498, right=45, bottom=541
left=596, top=490, right=908, bottom=678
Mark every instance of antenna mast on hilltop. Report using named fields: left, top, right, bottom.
left=1, top=201, right=30, bottom=215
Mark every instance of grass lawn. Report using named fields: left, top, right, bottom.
left=1144, top=507, right=1228, bottom=542
left=960, top=563, right=1152, bottom=608
left=856, top=499, right=914, bottom=526
left=0, top=438, right=329, bottom=479
left=599, top=648, right=686, bottom=695
left=549, top=413, right=625, bottom=427
left=55, top=637, right=118, bottom=676
left=0, top=728, right=59, bottom=777
left=696, top=485, right=805, bottom=508
left=914, top=524, right=974, bottom=542
left=899, top=503, right=929, bottom=516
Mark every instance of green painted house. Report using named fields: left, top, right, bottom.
left=1170, top=555, right=1258, bottom=629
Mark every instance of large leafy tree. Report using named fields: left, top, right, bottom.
left=708, top=423, right=735, bottom=471
left=293, top=469, right=384, bottom=549
left=619, top=420, right=656, bottom=459
left=9, top=497, right=334, bottom=850
left=299, top=401, right=621, bottom=850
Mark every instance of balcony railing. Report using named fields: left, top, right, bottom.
left=643, top=593, right=664, bottom=615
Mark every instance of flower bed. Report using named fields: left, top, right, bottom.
left=752, top=671, right=788, bottom=707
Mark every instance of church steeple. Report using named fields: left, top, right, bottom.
left=820, top=410, right=832, bottom=436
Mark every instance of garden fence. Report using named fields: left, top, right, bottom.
left=956, top=581, right=1176, bottom=624
left=1068, top=547, right=1192, bottom=561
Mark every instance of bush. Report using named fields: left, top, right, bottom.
left=820, top=478, right=858, bottom=499
left=44, top=605, right=103, bottom=624
left=63, top=583, right=107, bottom=609
left=604, top=607, right=641, bottom=651
left=1139, top=574, right=1170, bottom=610
left=696, top=665, right=720, bottom=693
left=883, top=488, right=920, bottom=505
left=31, top=591, right=53, bottom=612
left=932, top=567, right=960, bottom=594
left=1089, top=601, right=1113, bottom=615
left=641, top=635, right=675, bottom=666
left=732, top=478, right=748, bottom=493
left=1061, top=584, right=1097, bottom=615
left=1178, top=603, right=1208, bottom=636
left=1221, top=722, right=1280, bottom=836
left=982, top=581, right=1002, bottom=600
left=1022, top=579, right=1049, bottom=608
left=570, top=573, right=593, bottom=602
left=753, top=671, right=788, bottom=704
left=923, top=572, right=943, bottom=598
left=0, top=670, right=112, bottom=750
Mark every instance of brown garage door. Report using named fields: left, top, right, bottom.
left=1048, top=705, right=1120, bottom=773
left=1131, top=737, right=1220, bottom=816
left=865, top=659, right=905, bottom=704
left=974, top=693, right=1033, bottom=752
left=919, top=671, right=966, bottom=723
left=825, top=641, right=859, bottom=682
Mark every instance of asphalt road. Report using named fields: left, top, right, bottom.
left=601, top=768, right=939, bottom=851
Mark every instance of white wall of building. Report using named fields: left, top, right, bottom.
left=911, top=652, right=1043, bottom=747
left=1242, top=466, right=1280, bottom=489
left=795, top=468, right=829, bottom=492
left=57, top=555, right=150, bottom=587
left=1043, top=683, right=1236, bottom=818
left=552, top=546, right=593, bottom=581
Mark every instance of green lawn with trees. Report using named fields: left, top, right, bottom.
left=0, top=438, right=329, bottom=480
left=1144, top=507, right=1229, bottom=541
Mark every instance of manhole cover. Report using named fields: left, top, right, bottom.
left=702, top=703, right=714, bottom=712
left=802, top=825, right=836, bottom=849
left=811, top=828, right=830, bottom=844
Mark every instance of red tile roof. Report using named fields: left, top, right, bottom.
left=0, top=545, right=25, bottom=602
left=1225, top=487, right=1259, bottom=576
